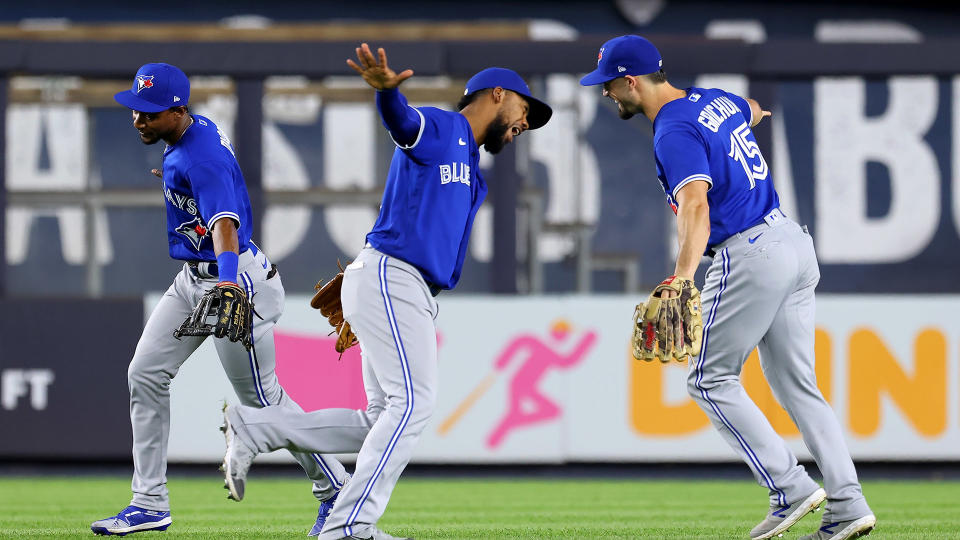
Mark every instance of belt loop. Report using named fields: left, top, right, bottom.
left=764, top=207, right=785, bottom=226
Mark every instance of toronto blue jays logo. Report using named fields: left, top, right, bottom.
left=176, top=217, right=209, bottom=251
left=597, top=47, right=604, bottom=65
left=136, top=75, right=155, bottom=93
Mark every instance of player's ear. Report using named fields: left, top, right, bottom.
left=492, top=87, right=505, bottom=104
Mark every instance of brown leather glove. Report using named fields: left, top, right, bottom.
left=310, top=262, right=358, bottom=354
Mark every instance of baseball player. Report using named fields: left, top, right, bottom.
left=91, top=63, right=349, bottom=536
left=217, top=44, right=551, bottom=540
left=580, top=36, right=876, bottom=540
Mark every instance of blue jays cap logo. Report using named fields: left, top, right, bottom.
left=136, top=75, right=154, bottom=93
left=597, top=47, right=604, bottom=65
left=115, top=63, right=190, bottom=113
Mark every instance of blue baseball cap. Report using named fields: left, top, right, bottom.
left=579, top=35, right=662, bottom=86
left=114, top=63, right=190, bottom=113
left=462, top=67, right=552, bottom=130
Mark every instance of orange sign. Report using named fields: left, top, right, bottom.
left=630, top=327, right=948, bottom=438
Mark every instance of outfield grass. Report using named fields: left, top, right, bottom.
left=0, top=475, right=958, bottom=538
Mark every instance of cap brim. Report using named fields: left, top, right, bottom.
left=521, top=96, right=553, bottom=130
left=114, top=90, right=170, bottom=113
left=579, top=69, right=615, bottom=86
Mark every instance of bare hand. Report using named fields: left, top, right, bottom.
left=747, top=98, right=773, bottom=128
left=346, top=43, right=414, bottom=90
left=757, top=109, right=772, bottom=125
left=151, top=168, right=162, bottom=179
left=751, top=109, right=772, bottom=128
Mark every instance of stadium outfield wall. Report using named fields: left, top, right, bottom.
left=2, top=294, right=956, bottom=463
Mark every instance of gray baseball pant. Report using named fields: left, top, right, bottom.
left=229, top=246, right=438, bottom=540
left=687, top=215, right=872, bottom=521
left=127, top=247, right=348, bottom=511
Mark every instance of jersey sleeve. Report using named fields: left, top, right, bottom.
left=187, top=160, right=241, bottom=230
left=654, top=128, right=712, bottom=199
left=725, top=92, right=754, bottom=127
left=391, top=107, right=451, bottom=165
left=376, top=88, right=423, bottom=147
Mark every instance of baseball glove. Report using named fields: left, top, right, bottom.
left=311, top=261, right=358, bottom=354
left=174, top=282, right=253, bottom=349
left=632, top=275, right=703, bottom=363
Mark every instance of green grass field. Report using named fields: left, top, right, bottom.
left=1, top=474, right=958, bottom=539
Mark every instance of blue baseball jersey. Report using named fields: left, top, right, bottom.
left=653, top=87, right=780, bottom=248
left=160, top=115, right=253, bottom=262
left=366, top=107, right=488, bottom=290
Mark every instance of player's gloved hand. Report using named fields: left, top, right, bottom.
left=632, top=275, right=703, bottom=363
left=311, top=262, right=358, bottom=354
left=211, top=282, right=252, bottom=344
left=173, top=281, right=254, bottom=350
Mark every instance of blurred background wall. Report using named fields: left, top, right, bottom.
left=0, top=0, right=958, bottom=464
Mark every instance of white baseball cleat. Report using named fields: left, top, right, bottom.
left=798, top=514, right=877, bottom=540
left=219, top=404, right=257, bottom=502
left=750, top=487, right=826, bottom=539
left=336, top=526, right=413, bottom=539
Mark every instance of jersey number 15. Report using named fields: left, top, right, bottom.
left=728, top=121, right=768, bottom=189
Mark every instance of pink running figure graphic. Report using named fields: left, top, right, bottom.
left=485, top=320, right=597, bottom=448
left=436, top=320, right=596, bottom=440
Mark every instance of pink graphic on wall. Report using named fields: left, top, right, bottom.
left=274, top=330, right=444, bottom=413
left=485, top=320, right=596, bottom=448
left=274, top=330, right=367, bottom=411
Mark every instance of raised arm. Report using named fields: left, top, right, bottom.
left=347, top=43, right=420, bottom=147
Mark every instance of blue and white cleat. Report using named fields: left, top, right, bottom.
left=90, top=505, right=171, bottom=536
left=799, top=514, right=877, bottom=540
left=336, top=527, right=412, bottom=540
left=751, top=487, right=826, bottom=539
left=308, top=491, right=339, bottom=536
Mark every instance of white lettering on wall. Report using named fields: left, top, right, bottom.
left=815, top=76, right=939, bottom=263
left=953, top=76, right=960, bottom=248
left=526, top=74, right=600, bottom=263
left=1, top=369, right=55, bottom=410
left=323, top=103, right=378, bottom=256
left=5, top=104, right=113, bottom=265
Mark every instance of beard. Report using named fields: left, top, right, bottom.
left=617, top=101, right=636, bottom=120
left=482, top=113, right=511, bottom=154
left=138, top=132, right=162, bottom=145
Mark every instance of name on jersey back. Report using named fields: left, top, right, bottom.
left=697, top=95, right=742, bottom=133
